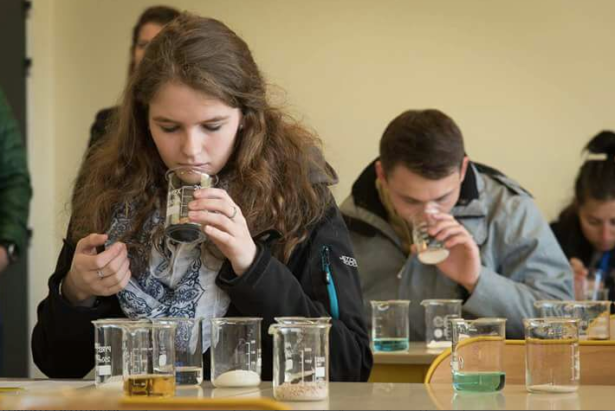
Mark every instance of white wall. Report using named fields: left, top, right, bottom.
left=28, top=0, right=615, bottom=376
left=27, top=0, right=56, bottom=378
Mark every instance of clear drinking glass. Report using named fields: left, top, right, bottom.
left=92, top=319, right=148, bottom=389
left=151, top=317, right=203, bottom=386
left=411, top=202, right=450, bottom=265
left=164, top=166, right=217, bottom=244
left=370, top=300, right=410, bottom=352
left=575, top=268, right=609, bottom=301
left=122, top=323, right=177, bottom=397
left=534, top=300, right=612, bottom=340
left=450, top=318, right=507, bottom=392
left=268, top=318, right=331, bottom=402
left=524, top=318, right=580, bottom=393
left=210, top=318, right=262, bottom=388
left=420, top=299, right=462, bottom=348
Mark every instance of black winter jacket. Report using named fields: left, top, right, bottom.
left=31, top=205, right=372, bottom=382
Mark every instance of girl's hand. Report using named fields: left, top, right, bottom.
left=63, top=234, right=131, bottom=304
left=570, top=257, right=588, bottom=278
left=188, top=188, right=257, bottom=276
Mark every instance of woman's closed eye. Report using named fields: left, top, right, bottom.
left=160, top=124, right=180, bottom=133
left=202, top=123, right=222, bottom=132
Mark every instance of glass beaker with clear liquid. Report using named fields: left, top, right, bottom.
left=122, top=322, right=177, bottom=397
left=151, top=317, right=203, bottom=385
left=370, top=300, right=410, bottom=352
left=524, top=318, right=580, bottom=393
left=577, top=268, right=609, bottom=301
left=450, top=318, right=507, bottom=392
left=411, top=202, right=450, bottom=265
left=210, top=317, right=262, bottom=388
left=269, top=317, right=331, bottom=402
left=420, top=299, right=462, bottom=349
left=534, top=300, right=611, bottom=340
left=92, top=319, right=148, bottom=389
left=165, top=166, right=217, bottom=244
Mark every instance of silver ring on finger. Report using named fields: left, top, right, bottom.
left=97, top=269, right=104, bottom=279
left=229, top=206, right=238, bottom=220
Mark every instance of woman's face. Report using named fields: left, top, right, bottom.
left=134, top=22, right=164, bottom=68
left=578, top=198, right=615, bottom=252
left=148, top=82, right=242, bottom=175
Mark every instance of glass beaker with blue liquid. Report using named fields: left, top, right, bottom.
left=450, top=318, right=507, bottom=392
left=370, top=300, right=410, bottom=352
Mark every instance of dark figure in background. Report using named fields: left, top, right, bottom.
left=0, top=88, right=31, bottom=275
left=551, top=131, right=615, bottom=303
left=0, top=87, right=32, bottom=371
left=88, top=5, right=180, bottom=148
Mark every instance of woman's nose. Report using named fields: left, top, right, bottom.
left=181, top=129, right=203, bottom=158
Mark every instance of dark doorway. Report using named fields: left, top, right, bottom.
left=0, top=0, right=30, bottom=377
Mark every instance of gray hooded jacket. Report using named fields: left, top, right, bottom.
left=340, top=160, right=573, bottom=339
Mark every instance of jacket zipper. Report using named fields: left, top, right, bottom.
left=321, top=245, right=340, bottom=320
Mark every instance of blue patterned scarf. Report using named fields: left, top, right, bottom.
left=106, top=203, right=230, bottom=352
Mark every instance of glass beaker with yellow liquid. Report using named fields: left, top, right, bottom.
left=122, top=322, right=177, bottom=397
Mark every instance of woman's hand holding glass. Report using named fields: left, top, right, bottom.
left=62, top=234, right=132, bottom=304
left=188, top=188, right=257, bottom=276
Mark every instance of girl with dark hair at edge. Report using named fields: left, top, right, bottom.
left=551, top=130, right=615, bottom=304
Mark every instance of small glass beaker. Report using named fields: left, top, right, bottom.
left=122, top=322, right=177, bottom=397
left=151, top=317, right=203, bottom=386
left=370, top=300, right=410, bottom=352
left=580, top=268, right=609, bottom=301
left=92, top=319, right=148, bottom=389
left=165, top=166, right=217, bottom=244
left=450, top=318, right=507, bottom=393
left=411, top=202, right=450, bottom=265
left=268, top=318, right=331, bottom=402
left=534, top=300, right=611, bottom=340
left=420, top=299, right=462, bottom=348
left=524, top=318, right=580, bottom=393
left=210, top=317, right=262, bottom=388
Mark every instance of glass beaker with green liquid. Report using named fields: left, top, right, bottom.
left=450, top=318, right=507, bottom=392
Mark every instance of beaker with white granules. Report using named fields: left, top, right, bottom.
left=411, top=201, right=450, bottom=265
left=164, top=166, right=217, bottom=244
left=211, top=317, right=262, bottom=388
left=268, top=318, right=331, bottom=402
left=421, top=299, right=462, bottom=348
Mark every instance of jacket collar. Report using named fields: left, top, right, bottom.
left=350, top=159, right=388, bottom=222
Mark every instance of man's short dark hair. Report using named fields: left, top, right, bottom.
left=379, top=109, right=466, bottom=180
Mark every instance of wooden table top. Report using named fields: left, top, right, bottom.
left=1, top=378, right=613, bottom=410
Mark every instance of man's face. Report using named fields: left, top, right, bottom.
left=376, top=158, right=468, bottom=224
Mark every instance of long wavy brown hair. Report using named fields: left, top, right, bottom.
left=71, top=14, right=333, bottom=263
